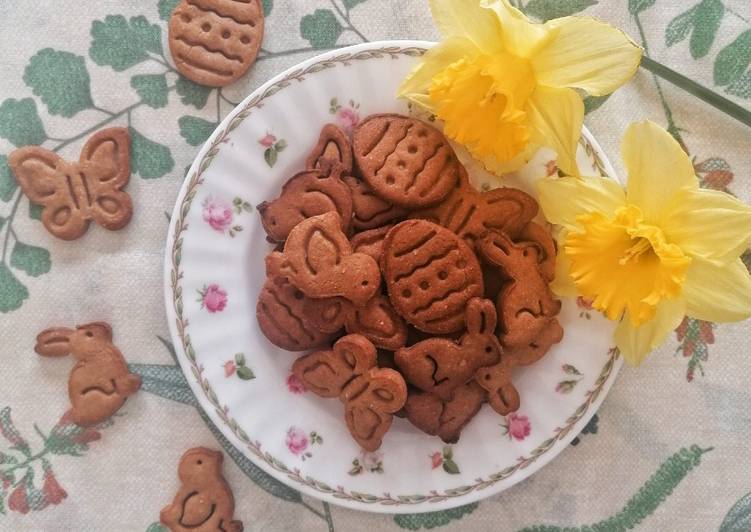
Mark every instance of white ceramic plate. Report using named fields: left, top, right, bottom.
left=164, top=40, right=622, bottom=513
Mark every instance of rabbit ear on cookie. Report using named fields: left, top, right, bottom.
left=465, top=297, right=497, bottom=336
left=35, top=328, right=74, bottom=357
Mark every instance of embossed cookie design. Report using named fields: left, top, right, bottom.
left=169, top=0, right=264, bottom=87
left=306, top=124, right=354, bottom=175
left=257, top=164, right=353, bottom=242
left=160, top=447, right=243, bottom=532
left=344, top=175, right=407, bottom=231
left=412, top=166, right=538, bottom=247
left=35, top=323, right=141, bottom=426
left=405, top=381, right=486, bottom=443
left=350, top=224, right=393, bottom=263
left=9, top=128, right=132, bottom=241
left=256, top=275, right=336, bottom=351
left=265, top=212, right=381, bottom=306
left=381, top=220, right=484, bottom=334
left=353, top=114, right=461, bottom=208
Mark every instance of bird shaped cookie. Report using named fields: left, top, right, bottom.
left=161, top=448, right=243, bottom=532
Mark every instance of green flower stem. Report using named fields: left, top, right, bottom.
left=1, top=192, right=22, bottom=264
left=641, top=56, right=751, bottom=129
left=1, top=448, right=49, bottom=476
left=328, top=0, right=368, bottom=42
left=725, top=6, right=750, bottom=25
left=323, top=501, right=334, bottom=532
left=92, top=105, right=115, bottom=117
left=299, top=500, right=326, bottom=519
left=218, top=90, right=240, bottom=107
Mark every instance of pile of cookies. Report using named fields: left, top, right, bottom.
left=256, top=114, right=563, bottom=451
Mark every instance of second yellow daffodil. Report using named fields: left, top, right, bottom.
left=398, top=0, right=642, bottom=177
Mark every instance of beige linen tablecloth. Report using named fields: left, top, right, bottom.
left=0, top=1, right=749, bottom=530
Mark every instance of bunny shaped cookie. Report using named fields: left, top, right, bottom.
left=35, top=323, right=141, bottom=426
left=160, top=447, right=243, bottom=532
left=395, top=298, right=501, bottom=400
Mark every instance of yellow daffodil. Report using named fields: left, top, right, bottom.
left=398, top=0, right=642, bottom=177
left=538, top=120, right=751, bottom=365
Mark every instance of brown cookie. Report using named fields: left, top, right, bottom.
left=395, top=298, right=500, bottom=400
left=292, top=334, right=377, bottom=397
left=350, top=224, right=393, bottom=263
left=265, top=212, right=381, bottom=307
left=304, top=294, right=408, bottom=351
left=257, top=164, right=353, bottom=242
left=341, top=367, right=407, bottom=452
left=169, top=0, right=263, bottom=87
left=411, top=166, right=538, bottom=247
left=160, top=447, right=243, bottom=532
left=353, top=114, right=461, bottom=208
left=475, top=357, right=519, bottom=416
left=478, top=231, right=562, bottom=351
left=344, top=175, right=408, bottom=231
left=404, top=381, right=486, bottom=443
left=381, top=219, right=484, bottom=334
left=306, top=124, right=353, bottom=175
left=515, top=221, right=556, bottom=282
left=35, top=323, right=141, bottom=426
left=256, top=275, right=336, bottom=351
left=9, top=128, right=132, bottom=241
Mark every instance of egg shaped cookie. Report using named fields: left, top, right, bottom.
left=381, top=220, right=484, bottom=334
left=169, top=0, right=264, bottom=87
left=353, top=114, right=461, bottom=208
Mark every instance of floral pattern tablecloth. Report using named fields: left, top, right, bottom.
left=0, top=1, right=750, bottom=530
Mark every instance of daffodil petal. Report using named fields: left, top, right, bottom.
left=614, top=297, right=686, bottom=366
left=661, top=187, right=751, bottom=265
left=481, top=0, right=550, bottom=57
left=550, top=232, right=578, bottom=297
left=682, top=258, right=751, bottom=322
left=397, top=37, right=479, bottom=112
left=473, top=145, right=535, bottom=176
left=532, top=17, right=642, bottom=96
left=537, top=175, right=625, bottom=230
left=527, top=86, right=583, bottom=177
left=622, top=120, right=698, bottom=223
left=429, top=0, right=501, bottom=52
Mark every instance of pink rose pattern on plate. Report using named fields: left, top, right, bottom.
left=260, top=132, right=288, bottom=168
left=224, top=354, right=255, bottom=381
left=349, top=450, right=384, bottom=475
left=202, top=196, right=252, bottom=238
left=329, top=97, right=360, bottom=135
left=198, top=284, right=228, bottom=313
left=556, top=364, right=583, bottom=394
left=429, top=446, right=460, bottom=474
left=503, top=413, right=531, bottom=441
left=286, top=374, right=306, bottom=394
left=286, top=427, right=323, bottom=461
left=577, top=296, right=594, bottom=319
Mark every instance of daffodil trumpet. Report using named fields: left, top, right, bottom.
left=537, top=120, right=751, bottom=366
left=398, top=0, right=643, bottom=177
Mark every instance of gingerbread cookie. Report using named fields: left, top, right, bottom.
left=381, top=220, right=484, bottom=334
left=169, top=0, right=264, bottom=87
left=350, top=224, right=393, bottom=263
left=411, top=167, right=538, bottom=247
left=256, top=275, right=336, bottom=351
left=292, top=334, right=377, bottom=397
left=344, top=175, right=407, bottom=231
left=266, top=212, right=381, bottom=306
left=160, top=447, right=243, bottom=532
left=353, top=114, right=461, bottom=208
left=478, top=231, right=562, bottom=351
left=9, top=128, right=132, bottom=241
left=404, top=381, right=486, bottom=443
left=395, top=298, right=500, bottom=399
left=306, top=124, right=353, bottom=175
left=341, top=367, right=407, bottom=452
left=35, top=323, right=141, bottom=426
left=516, top=221, right=556, bottom=282
left=304, top=294, right=408, bottom=351
left=257, top=163, right=353, bottom=242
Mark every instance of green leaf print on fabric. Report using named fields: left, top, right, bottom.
left=0, top=263, right=29, bottom=314
left=394, top=503, right=479, bottom=530
left=28, top=203, right=43, bottom=221
left=343, top=0, right=369, bottom=9
left=158, top=0, right=181, bottom=21
left=10, top=242, right=51, bottom=278
left=720, top=491, right=751, bottom=532
left=23, top=49, right=93, bottom=118
left=179, top=116, right=217, bottom=147
left=518, top=445, right=713, bottom=532
left=0, top=99, right=47, bottom=147
left=524, top=0, right=597, bottom=22
left=262, top=0, right=273, bottom=17
left=129, top=127, right=175, bottom=179
left=146, top=523, right=169, bottom=532
left=89, top=15, right=163, bottom=72
left=628, top=0, right=655, bottom=15
left=176, top=77, right=212, bottom=109
left=665, top=0, right=724, bottom=59
left=300, top=9, right=343, bottom=49
left=726, top=71, right=751, bottom=99
left=714, top=30, right=751, bottom=86
left=131, top=74, right=169, bottom=109
left=666, top=6, right=698, bottom=47
left=0, top=156, right=16, bottom=202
